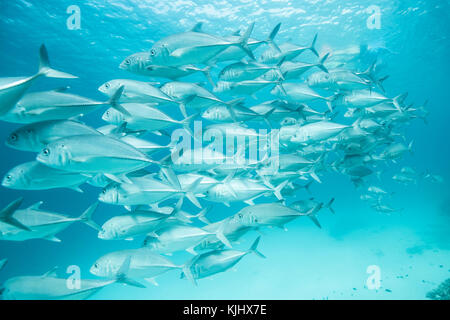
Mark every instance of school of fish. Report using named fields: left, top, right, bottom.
left=0, top=22, right=443, bottom=299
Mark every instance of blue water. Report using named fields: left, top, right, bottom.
left=0, top=0, right=449, bottom=299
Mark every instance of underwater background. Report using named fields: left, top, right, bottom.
left=0, top=0, right=449, bottom=299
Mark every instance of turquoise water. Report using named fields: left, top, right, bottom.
left=0, top=0, right=449, bottom=299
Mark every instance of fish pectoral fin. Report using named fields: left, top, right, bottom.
left=144, top=277, right=159, bottom=286
left=185, top=246, right=197, bottom=255
left=44, top=235, right=62, bottom=242
left=69, top=185, right=84, bottom=193
left=104, top=173, right=132, bottom=184
left=0, top=197, right=31, bottom=231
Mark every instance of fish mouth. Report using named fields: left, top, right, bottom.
left=89, top=266, right=98, bottom=275
left=97, top=85, right=106, bottom=93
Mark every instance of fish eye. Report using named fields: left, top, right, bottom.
left=94, top=263, right=99, bottom=268
left=102, top=188, right=106, bottom=194
left=125, top=59, right=131, bottom=65
left=238, top=213, right=243, bottom=218
left=105, top=83, right=110, bottom=89
left=6, top=175, right=12, bottom=181
left=9, top=134, right=17, bottom=141
left=150, top=49, right=156, bottom=56
left=42, top=148, right=50, bottom=156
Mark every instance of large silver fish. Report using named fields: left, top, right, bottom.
left=101, top=102, right=196, bottom=133
left=98, top=174, right=202, bottom=208
left=36, top=134, right=156, bottom=177
left=259, top=34, right=319, bottom=64
left=6, top=120, right=100, bottom=152
left=2, top=161, right=89, bottom=193
left=1, top=86, right=126, bottom=124
left=233, top=202, right=322, bottom=230
left=211, top=23, right=281, bottom=63
left=1, top=257, right=144, bottom=300
left=0, top=44, right=77, bottom=116
left=90, top=248, right=180, bottom=286
left=0, top=198, right=99, bottom=242
left=181, top=236, right=265, bottom=286
left=97, top=199, right=195, bottom=240
left=143, top=223, right=231, bottom=255
left=146, top=23, right=256, bottom=66
left=271, top=82, right=335, bottom=111
left=119, top=52, right=213, bottom=84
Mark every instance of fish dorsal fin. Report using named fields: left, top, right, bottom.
left=232, top=29, right=241, bottom=36
left=191, top=22, right=204, bottom=33
left=42, top=266, right=58, bottom=278
left=28, top=201, right=43, bottom=210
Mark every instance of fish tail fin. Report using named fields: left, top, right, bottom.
left=38, top=44, right=78, bottom=79
left=180, top=112, right=198, bottom=137
left=201, top=66, right=215, bottom=87
left=0, top=197, right=31, bottom=231
left=259, top=107, right=275, bottom=128
left=317, top=52, right=329, bottom=73
left=195, top=205, right=212, bottom=224
left=375, top=75, right=389, bottom=92
left=115, top=256, right=146, bottom=288
left=167, top=197, right=184, bottom=220
left=182, top=178, right=203, bottom=209
left=78, top=202, right=100, bottom=231
left=107, top=85, right=132, bottom=116
left=392, top=92, right=408, bottom=111
left=160, top=166, right=182, bottom=190
left=237, top=22, right=256, bottom=60
left=307, top=203, right=323, bottom=228
left=215, top=223, right=232, bottom=248
left=248, top=236, right=266, bottom=258
left=325, top=198, right=335, bottom=214
left=265, top=22, right=281, bottom=52
left=309, top=33, right=319, bottom=57
left=308, top=168, right=322, bottom=183
left=224, top=98, right=245, bottom=122
left=273, top=180, right=288, bottom=201
left=182, top=264, right=198, bottom=286
left=325, top=94, right=336, bottom=112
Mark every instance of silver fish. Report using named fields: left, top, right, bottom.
left=2, top=161, right=89, bottom=193
left=6, top=119, right=100, bottom=152
left=1, top=86, right=126, bottom=124
left=0, top=199, right=99, bottom=242
left=0, top=44, right=76, bottom=116
left=36, top=134, right=156, bottom=176
left=181, top=237, right=265, bottom=286
left=90, top=248, right=180, bottom=286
